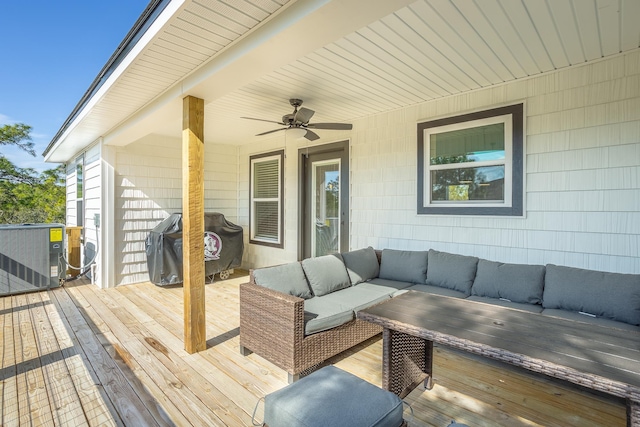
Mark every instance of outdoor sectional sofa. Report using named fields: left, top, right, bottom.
left=239, top=247, right=640, bottom=382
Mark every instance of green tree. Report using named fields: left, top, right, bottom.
left=0, top=123, right=65, bottom=223
left=0, top=123, right=35, bottom=155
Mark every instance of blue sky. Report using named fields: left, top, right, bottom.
left=0, top=1, right=150, bottom=172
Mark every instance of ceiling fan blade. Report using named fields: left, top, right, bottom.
left=304, top=130, right=320, bottom=141
left=241, top=117, right=286, bottom=125
left=294, top=107, right=315, bottom=124
left=256, top=128, right=288, bottom=136
left=306, top=123, right=353, bottom=130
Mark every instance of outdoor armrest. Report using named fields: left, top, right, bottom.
left=239, top=282, right=305, bottom=372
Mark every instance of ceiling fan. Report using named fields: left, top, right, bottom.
left=241, top=99, right=353, bottom=141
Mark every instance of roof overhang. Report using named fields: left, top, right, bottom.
left=43, top=0, right=640, bottom=163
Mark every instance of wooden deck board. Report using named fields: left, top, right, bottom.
left=69, top=281, right=246, bottom=426
left=27, top=291, right=87, bottom=427
left=1, top=294, right=19, bottom=426
left=0, top=272, right=626, bottom=426
left=47, top=287, right=121, bottom=427
left=15, top=292, right=53, bottom=426
left=51, top=285, right=151, bottom=426
left=117, top=285, right=279, bottom=408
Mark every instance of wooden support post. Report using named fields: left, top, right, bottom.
left=182, top=95, right=206, bottom=353
left=65, top=226, right=83, bottom=276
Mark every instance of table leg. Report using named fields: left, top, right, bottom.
left=628, top=399, right=639, bottom=426
left=425, top=340, right=433, bottom=390
left=382, top=328, right=431, bottom=398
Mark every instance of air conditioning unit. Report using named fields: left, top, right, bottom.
left=0, top=223, right=65, bottom=296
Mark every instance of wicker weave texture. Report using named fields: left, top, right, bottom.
left=383, top=329, right=429, bottom=398
left=629, top=400, right=639, bottom=426
left=239, top=280, right=382, bottom=378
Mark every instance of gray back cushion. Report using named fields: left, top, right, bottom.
left=426, top=249, right=478, bottom=296
left=543, top=264, right=640, bottom=326
left=302, top=254, right=351, bottom=297
left=472, top=259, right=545, bottom=304
left=378, top=249, right=428, bottom=284
left=253, top=262, right=313, bottom=299
left=341, top=246, right=380, bottom=285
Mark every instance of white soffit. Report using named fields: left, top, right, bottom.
left=102, top=0, right=416, bottom=147
left=45, top=0, right=293, bottom=162
left=204, top=0, right=640, bottom=145
left=46, top=0, right=640, bottom=160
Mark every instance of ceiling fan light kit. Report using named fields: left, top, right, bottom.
left=286, top=127, right=307, bottom=139
left=241, top=99, right=353, bottom=141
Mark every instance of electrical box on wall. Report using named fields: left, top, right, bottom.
left=0, top=223, right=65, bottom=296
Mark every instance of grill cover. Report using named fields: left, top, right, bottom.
left=145, top=213, right=244, bottom=286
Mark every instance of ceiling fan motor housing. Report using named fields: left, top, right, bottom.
left=282, top=113, right=298, bottom=125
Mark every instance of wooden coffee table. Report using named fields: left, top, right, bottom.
left=357, top=291, right=640, bottom=426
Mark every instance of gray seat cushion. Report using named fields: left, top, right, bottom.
left=303, top=297, right=354, bottom=335
left=314, top=285, right=391, bottom=314
left=541, top=309, right=640, bottom=332
left=378, top=249, right=428, bottom=284
left=264, top=366, right=404, bottom=427
left=466, top=296, right=543, bottom=313
left=543, top=264, right=640, bottom=326
left=341, top=246, right=380, bottom=285
left=302, top=253, right=351, bottom=297
left=253, top=262, right=313, bottom=299
left=361, top=278, right=414, bottom=296
left=471, top=259, right=545, bottom=304
left=406, top=284, right=468, bottom=299
left=426, top=250, right=478, bottom=296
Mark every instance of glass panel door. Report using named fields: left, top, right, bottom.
left=299, top=140, right=349, bottom=260
left=311, top=159, right=340, bottom=257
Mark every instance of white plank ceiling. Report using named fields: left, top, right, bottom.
left=46, top=0, right=640, bottom=161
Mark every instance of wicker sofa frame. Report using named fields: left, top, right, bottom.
left=239, top=248, right=640, bottom=385
left=239, top=271, right=382, bottom=383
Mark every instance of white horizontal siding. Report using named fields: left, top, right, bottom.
left=84, top=144, right=101, bottom=225
left=194, top=52, right=640, bottom=275
left=114, top=135, right=239, bottom=286
left=349, top=51, right=640, bottom=273
left=65, top=163, right=77, bottom=227
left=83, top=145, right=101, bottom=283
left=62, top=145, right=101, bottom=280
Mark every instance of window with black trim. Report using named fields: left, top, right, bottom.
left=417, top=103, right=524, bottom=216
left=250, top=150, right=284, bottom=247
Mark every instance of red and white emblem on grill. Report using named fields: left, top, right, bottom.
left=204, top=231, right=222, bottom=261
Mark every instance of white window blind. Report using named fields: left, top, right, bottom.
left=250, top=152, right=283, bottom=246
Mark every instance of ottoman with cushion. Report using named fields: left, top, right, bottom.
left=262, top=366, right=406, bottom=427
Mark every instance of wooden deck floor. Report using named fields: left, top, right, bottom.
left=1, top=271, right=626, bottom=426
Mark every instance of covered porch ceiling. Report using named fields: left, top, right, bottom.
left=44, top=0, right=640, bottom=163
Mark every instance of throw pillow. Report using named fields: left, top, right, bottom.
left=543, top=264, right=640, bottom=326
left=302, top=253, right=351, bottom=297
left=253, top=262, right=313, bottom=299
left=471, top=259, right=545, bottom=304
left=341, top=246, right=380, bottom=285
left=378, top=249, right=428, bottom=284
left=426, top=249, right=478, bottom=296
